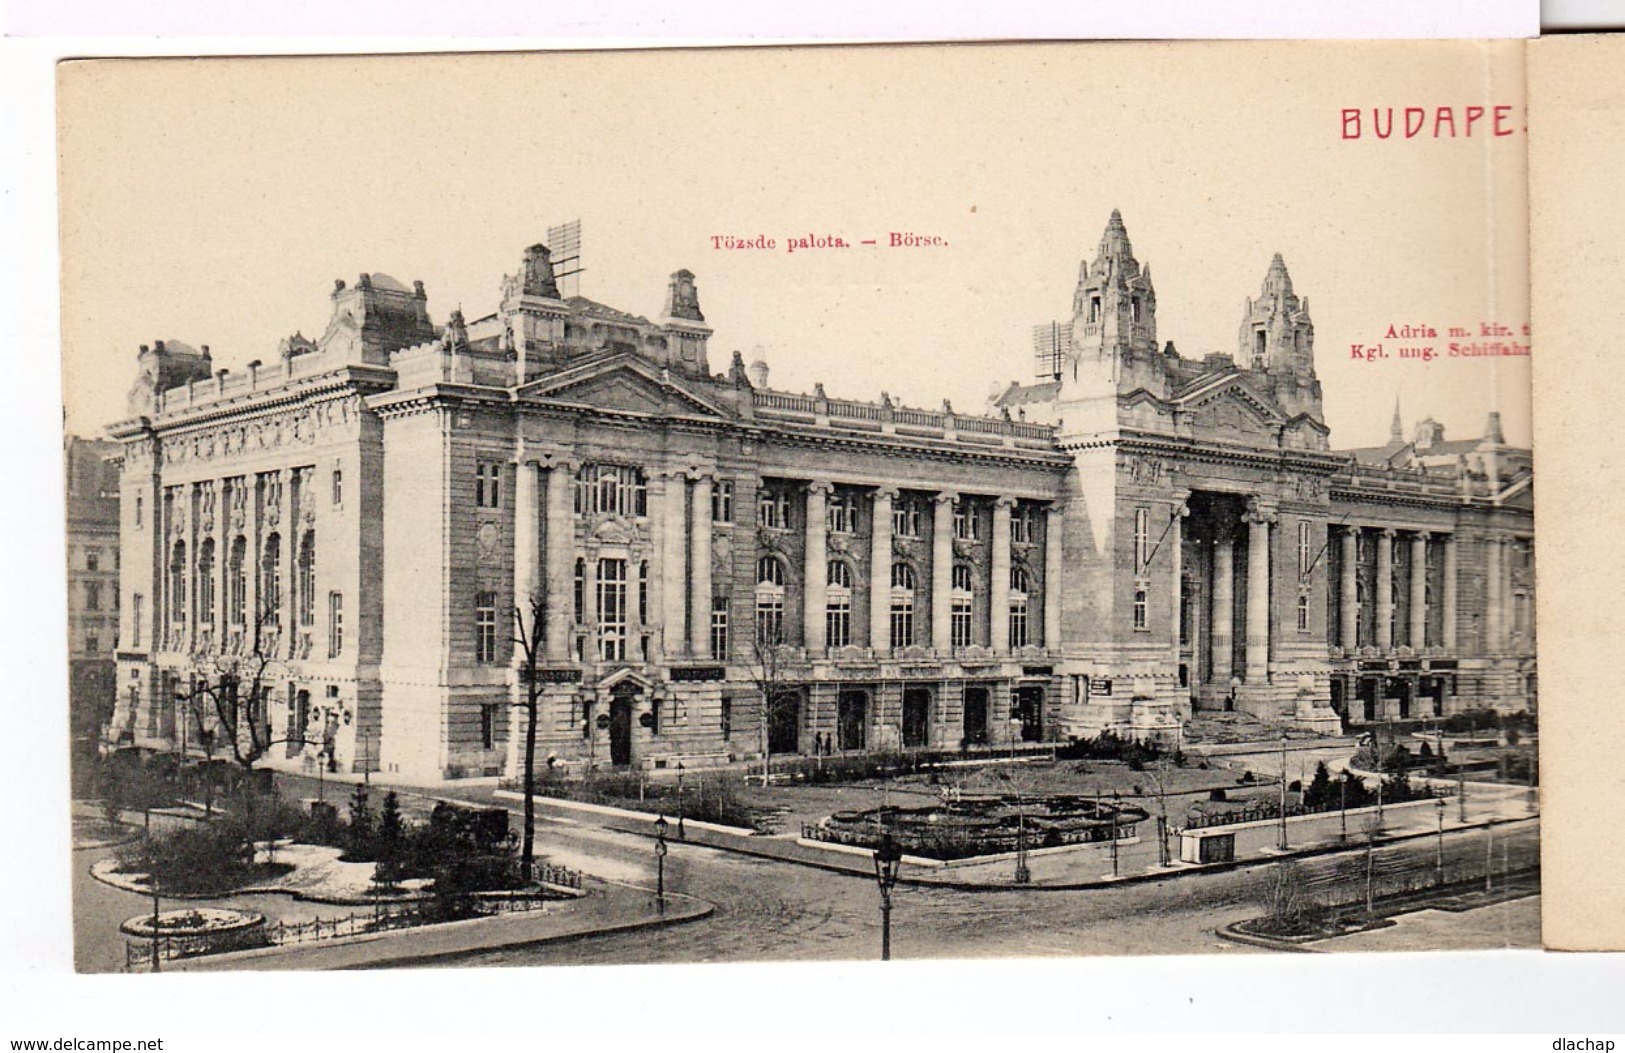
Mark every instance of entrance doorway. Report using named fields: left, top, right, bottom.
left=767, top=690, right=800, bottom=755
left=963, top=686, right=989, bottom=746
left=837, top=690, right=868, bottom=751
left=1359, top=678, right=1378, bottom=722
left=902, top=688, right=931, bottom=748
left=1015, top=685, right=1044, bottom=742
left=608, top=686, right=636, bottom=767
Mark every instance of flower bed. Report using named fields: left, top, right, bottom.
left=120, top=907, right=265, bottom=939
left=805, top=794, right=1149, bottom=860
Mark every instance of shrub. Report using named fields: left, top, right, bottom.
left=117, top=824, right=257, bottom=895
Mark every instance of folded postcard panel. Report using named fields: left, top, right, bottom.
left=59, top=40, right=1556, bottom=970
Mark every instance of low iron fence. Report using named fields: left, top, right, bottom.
left=123, top=880, right=576, bottom=970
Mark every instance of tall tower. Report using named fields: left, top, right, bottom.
left=1236, top=253, right=1322, bottom=421
left=1059, top=210, right=1166, bottom=438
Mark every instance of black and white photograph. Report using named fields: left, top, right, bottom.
left=55, top=40, right=1546, bottom=976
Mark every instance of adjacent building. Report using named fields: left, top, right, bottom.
left=103, top=212, right=1535, bottom=780
left=66, top=435, right=122, bottom=763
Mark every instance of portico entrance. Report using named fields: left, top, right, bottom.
left=902, top=687, right=931, bottom=748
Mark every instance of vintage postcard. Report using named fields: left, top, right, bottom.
left=59, top=40, right=1541, bottom=972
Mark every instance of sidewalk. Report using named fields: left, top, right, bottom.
left=167, top=877, right=711, bottom=972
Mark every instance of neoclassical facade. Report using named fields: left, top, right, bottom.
left=104, top=213, right=1534, bottom=780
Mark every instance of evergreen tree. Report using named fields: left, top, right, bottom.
left=372, top=791, right=406, bottom=890
left=1304, top=761, right=1334, bottom=810
left=347, top=784, right=375, bottom=861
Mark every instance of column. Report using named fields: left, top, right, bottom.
left=990, top=497, right=1014, bottom=652
left=802, top=481, right=831, bottom=653
left=869, top=487, right=896, bottom=651
left=280, top=469, right=297, bottom=655
left=660, top=471, right=687, bottom=658
left=1375, top=528, right=1395, bottom=652
left=581, top=548, right=599, bottom=659
left=543, top=460, right=575, bottom=661
left=1243, top=499, right=1274, bottom=683
left=1043, top=506, right=1064, bottom=650
left=512, top=460, right=542, bottom=635
left=931, top=492, right=957, bottom=651
left=1210, top=523, right=1234, bottom=684
left=689, top=473, right=714, bottom=657
left=1339, top=527, right=1359, bottom=649
left=1409, top=532, right=1429, bottom=650
left=1442, top=533, right=1458, bottom=652
left=1485, top=536, right=1504, bottom=654
left=1169, top=497, right=1187, bottom=656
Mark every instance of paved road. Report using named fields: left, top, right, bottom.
left=447, top=810, right=1541, bottom=967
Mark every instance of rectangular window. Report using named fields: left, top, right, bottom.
left=1134, top=508, right=1150, bottom=570
left=755, top=598, right=785, bottom=646
left=475, top=591, right=498, bottom=663
left=893, top=498, right=921, bottom=538
left=135, top=495, right=143, bottom=528
left=827, top=492, right=857, bottom=534
left=85, top=581, right=102, bottom=611
left=757, top=489, right=789, bottom=529
left=480, top=703, right=498, bottom=751
left=332, top=467, right=343, bottom=507
left=86, top=550, right=100, bottom=572
left=573, top=559, right=585, bottom=625
left=132, top=593, right=143, bottom=646
left=953, top=501, right=978, bottom=541
left=1298, top=521, right=1313, bottom=578
left=85, top=630, right=100, bottom=654
left=598, top=558, right=628, bottom=661
left=1297, top=592, right=1310, bottom=633
left=1009, top=600, right=1030, bottom=649
left=951, top=600, right=973, bottom=649
left=720, top=696, right=733, bottom=739
left=1011, top=507, right=1033, bottom=545
left=710, top=596, right=729, bottom=659
left=328, top=592, right=344, bottom=657
left=476, top=462, right=502, bottom=509
left=575, top=464, right=647, bottom=517
left=712, top=480, right=734, bottom=523
left=826, top=599, right=852, bottom=649
left=1132, top=586, right=1148, bottom=630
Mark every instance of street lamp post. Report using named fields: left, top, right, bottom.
left=872, top=832, right=903, bottom=961
left=676, top=762, right=686, bottom=840
left=1277, top=734, right=1289, bottom=852
left=1110, top=793, right=1122, bottom=879
left=1339, top=776, right=1348, bottom=843
left=1457, top=769, right=1467, bottom=823
left=1434, top=797, right=1447, bottom=886
left=653, top=814, right=668, bottom=910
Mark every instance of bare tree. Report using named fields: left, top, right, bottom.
left=176, top=599, right=309, bottom=774
left=745, top=622, right=802, bottom=785
left=510, top=588, right=546, bottom=884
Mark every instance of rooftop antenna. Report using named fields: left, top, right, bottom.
left=546, top=218, right=584, bottom=297
left=1031, top=320, right=1071, bottom=381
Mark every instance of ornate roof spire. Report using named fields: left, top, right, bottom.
left=1096, top=208, right=1135, bottom=266
left=1262, top=253, right=1294, bottom=299
left=1390, top=395, right=1404, bottom=443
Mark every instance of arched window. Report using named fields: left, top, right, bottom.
left=950, top=563, right=974, bottom=648
left=755, top=556, right=787, bottom=644
left=825, top=560, right=853, bottom=648
left=169, top=541, right=187, bottom=624
left=197, top=538, right=216, bottom=627
left=1008, top=565, right=1030, bottom=648
left=297, top=531, right=316, bottom=627
left=757, top=556, right=786, bottom=587
left=261, top=534, right=282, bottom=628
left=889, top=562, right=916, bottom=649
left=229, top=536, right=247, bottom=627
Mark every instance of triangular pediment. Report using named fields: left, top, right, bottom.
left=1175, top=375, right=1287, bottom=434
left=517, top=354, right=732, bottom=420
